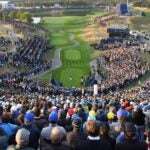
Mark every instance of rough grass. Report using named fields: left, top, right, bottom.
left=0, top=30, right=7, bottom=37
left=128, top=16, right=150, bottom=31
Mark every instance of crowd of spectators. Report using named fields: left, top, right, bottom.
left=0, top=80, right=149, bottom=150
left=95, top=47, right=150, bottom=94
left=0, top=36, right=11, bottom=66
left=9, top=35, right=51, bottom=76
left=0, top=20, right=52, bottom=78
left=0, top=15, right=149, bottom=150
left=0, top=36, right=11, bottom=49
left=0, top=52, right=8, bottom=67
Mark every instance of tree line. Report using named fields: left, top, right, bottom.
left=0, top=10, right=32, bottom=23
left=13, top=0, right=150, bottom=8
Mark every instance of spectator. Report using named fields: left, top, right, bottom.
left=99, top=122, right=116, bottom=150
left=115, top=122, right=148, bottom=150
left=0, top=106, right=17, bottom=147
left=19, top=112, right=40, bottom=149
left=67, top=117, right=87, bottom=149
left=7, top=128, right=34, bottom=150
left=40, top=111, right=66, bottom=149
left=117, top=106, right=128, bottom=125
left=75, top=120, right=112, bottom=150
left=32, top=106, right=48, bottom=131
left=131, top=106, right=145, bottom=140
left=47, top=127, right=72, bottom=150
left=2, top=112, right=18, bottom=145
left=116, top=122, right=141, bottom=144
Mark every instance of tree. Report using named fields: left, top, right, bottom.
left=19, top=12, right=33, bottom=23
left=1, top=11, right=8, bottom=22
left=9, top=11, right=17, bottom=19
left=16, top=11, right=22, bottom=19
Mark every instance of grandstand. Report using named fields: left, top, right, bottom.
left=107, top=25, right=129, bottom=38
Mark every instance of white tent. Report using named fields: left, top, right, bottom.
left=32, top=17, right=41, bottom=24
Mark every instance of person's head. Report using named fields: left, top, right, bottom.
left=123, top=122, right=136, bottom=139
left=15, top=128, right=30, bottom=146
left=86, top=120, right=99, bottom=137
left=24, top=112, right=35, bottom=125
left=32, top=107, right=40, bottom=117
left=99, top=122, right=110, bottom=137
left=72, top=117, right=82, bottom=131
left=2, top=112, right=10, bottom=123
left=49, top=111, right=58, bottom=124
left=50, top=127, right=63, bottom=144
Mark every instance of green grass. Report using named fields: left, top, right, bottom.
left=129, top=7, right=150, bottom=31
left=37, top=10, right=106, bottom=87
left=65, top=49, right=81, bottom=60
left=138, top=51, right=150, bottom=64
left=129, top=16, right=150, bottom=31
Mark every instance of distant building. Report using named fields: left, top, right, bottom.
left=116, top=3, right=129, bottom=15
left=32, top=17, right=41, bottom=24
left=7, top=1, right=15, bottom=9
left=0, top=1, right=15, bottom=9
left=54, top=3, right=62, bottom=9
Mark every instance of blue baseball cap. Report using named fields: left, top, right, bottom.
left=24, top=112, right=35, bottom=122
left=71, top=114, right=79, bottom=121
left=49, top=111, right=58, bottom=122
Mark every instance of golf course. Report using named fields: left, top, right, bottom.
left=37, top=9, right=106, bottom=87
left=36, top=8, right=150, bottom=87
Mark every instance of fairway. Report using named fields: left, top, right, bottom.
left=37, top=10, right=106, bottom=87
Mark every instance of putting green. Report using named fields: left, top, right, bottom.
left=65, top=49, right=81, bottom=60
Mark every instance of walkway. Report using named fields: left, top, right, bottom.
left=51, top=33, right=79, bottom=70
left=30, top=33, right=80, bottom=79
